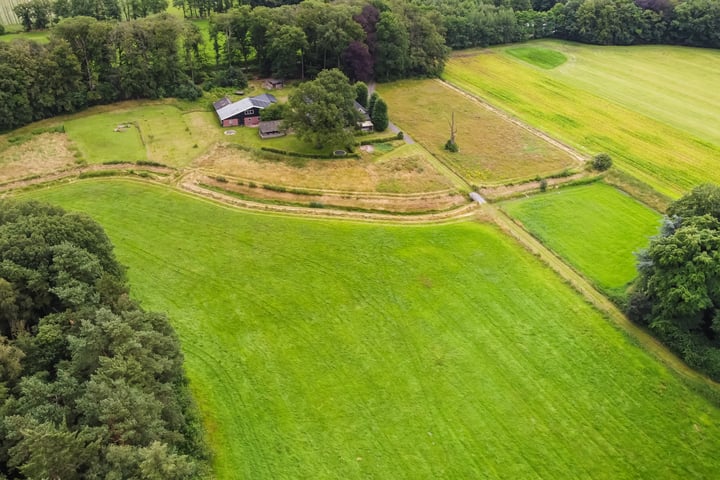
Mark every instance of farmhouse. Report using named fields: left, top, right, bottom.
left=214, top=94, right=278, bottom=127
left=354, top=101, right=373, bottom=132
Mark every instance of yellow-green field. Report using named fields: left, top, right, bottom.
left=377, top=79, right=578, bottom=185
left=0, top=0, right=19, bottom=25
left=444, top=42, right=720, bottom=198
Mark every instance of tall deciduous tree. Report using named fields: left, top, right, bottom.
left=285, top=68, right=357, bottom=149
left=374, top=11, right=410, bottom=81
left=628, top=184, right=720, bottom=380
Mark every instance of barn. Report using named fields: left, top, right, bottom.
left=214, top=94, right=278, bottom=127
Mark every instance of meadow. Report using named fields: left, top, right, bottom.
left=62, top=102, right=219, bottom=167
left=376, top=79, right=578, bottom=185
left=502, top=182, right=662, bottom=299
left=196, top=142, right=456, bottom=194
left=444, top=42, right=720, bottom=197
left=23, top=179, right=720, bottom=479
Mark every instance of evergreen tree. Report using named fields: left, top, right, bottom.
left=371, top=97, right=388, bottom=131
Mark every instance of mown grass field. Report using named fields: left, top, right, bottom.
left=63, top=103, right=219, bottom=167
left=444, top=42, right=720, bottom=197
left=0, top=0, right=19, bottom=25
left=376, top=79, right=577, bottom=185
left=23, top=179, right=720, bottom=479
left=502, top=182, right=661, bottom=299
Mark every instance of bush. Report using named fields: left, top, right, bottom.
left=174, top=81, right=203, bottom=100
left=0, top=24, right=5, bottom=35
left=592, top=153, right=613, bottom=171
left=260, top=103, right=287, bottom=121
left=444, top=139, right=459, bottom=152
left=396, top=131, right=404, bottom=140
left=215, top=66, right=248, bottom=89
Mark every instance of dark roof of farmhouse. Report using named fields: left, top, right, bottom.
left=214, top=94, right=278, bottom=121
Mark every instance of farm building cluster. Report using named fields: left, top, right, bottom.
left=213, top=93, right=286, bottom=139
left=213, top=87, right=373, bottom=139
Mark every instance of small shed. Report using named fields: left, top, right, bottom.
left=263, top=78, right=285, bottom=90
left=258, top=120, right=286, bottom=139
left=354, top=101, right=373, bottom=131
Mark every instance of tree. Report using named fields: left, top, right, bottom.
left=628, top=184, right=720, bottom=380
left=354, top=81, right=368, bottom=108
left=591, top=153, right=612, bottom=171
left=371, top=97, right=388, bottom=132
left=342, top=41, right=373, bottom=82
left=268, top=24, right=308, bottom=79
left=285, top=68, right=357, bottom=149
left=671, top=0, right=720, bottom=48
left=367, top=91, right=379, bottom=118
left=374, top=11, right=409, bottom=81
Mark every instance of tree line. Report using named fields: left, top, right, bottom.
left=0, top=14, right=203, bottom=132
left=415, top=0, right=720, bottom=49
left=0, top=0, right=717, bottom=132
left=206, top=1, right=448, bottom=84
left=0, top=200, right=208, bottom=479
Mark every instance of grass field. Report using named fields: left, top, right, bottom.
left=444, top=42, right=720, bottom=197
left=376, top=79, right=578, bottom=185
left=63, top=103, right=220, bottom=167
left=502, top=182, right=662, bottom=298
left=22, top=179, right=720, bottom=479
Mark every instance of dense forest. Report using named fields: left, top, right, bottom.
left=0, top=200, right=207, bottom=479
left=0, top=0, right=718, bottom=131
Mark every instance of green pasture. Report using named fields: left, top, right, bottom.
left=0, top=27, right=50, bottom=43
left=502, top=182, right=662, bottom=299
left=377, top=79, right=577, bottom=185
left=63, top=103, right=219, bottom=166
left=444, top=42, right=720, bottom=197
left=24, top=179, right=720, bottom=479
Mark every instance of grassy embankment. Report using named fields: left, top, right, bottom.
left=23, top=179, right=720, bottom=479
left=444, top=41, right=720, bottom=198
left=377, top=79, right=577, bottom=186
left=502, top=182, right=662, bottom=300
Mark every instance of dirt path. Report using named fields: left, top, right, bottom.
left=436, top=79, right=588, bottom=166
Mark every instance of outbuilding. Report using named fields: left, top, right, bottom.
left=214, top=94, right=278, bottom=127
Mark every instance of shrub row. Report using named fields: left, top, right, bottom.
left=357, top=134, right=401, bottom=146
left=260, top=147, right=359, bottom=159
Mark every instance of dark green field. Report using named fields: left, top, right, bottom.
left=23, top=180, right=720, bottom=479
